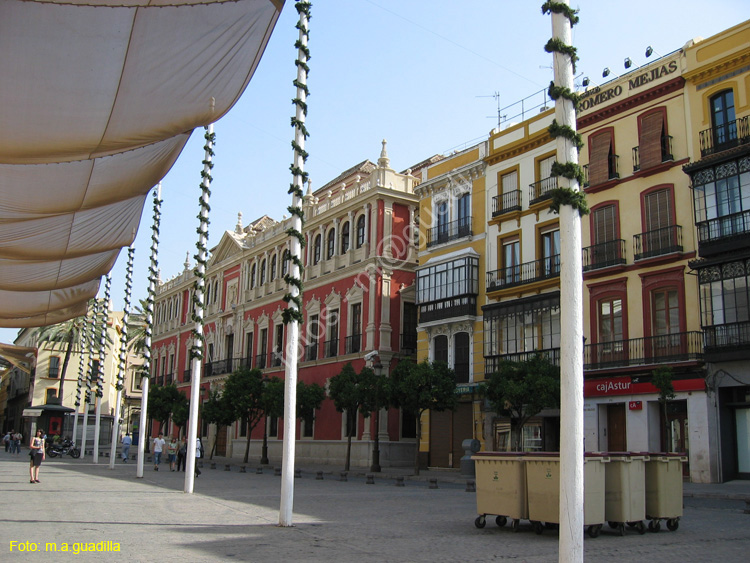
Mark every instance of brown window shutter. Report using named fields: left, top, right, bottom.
left=593, top=205, right=616, bottom=244
left=645, top=189, right=671, bottom=231
left=640, top=112, right=664, bottom=170
left=589, top=132, right=612, bottom=186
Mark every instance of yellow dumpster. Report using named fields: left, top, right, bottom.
left=472, top=452, right=527, bottom=531
left=604, top=453, right=648, bottom=535
left=645, top=453, right=687, bottom=532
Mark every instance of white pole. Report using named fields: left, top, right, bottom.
left=185, top=124, right=213, bottom=494
left=93, top=275, right=111, bottom=464
left=82, top=302, right=97, bottom=458
left=137, top=184, right=162, bottom=478
left=280, top=1, right=310, bottom=527
left=549, top=3, right=584, bottom=561
left=110, top=247, right=135, bottom=468
left=72, top=308, right=89, bottom=448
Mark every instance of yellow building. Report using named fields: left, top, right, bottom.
left=414, top=142, right=487, bottom=468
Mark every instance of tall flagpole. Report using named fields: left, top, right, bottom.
left=110, top=247, right=135, bottom=468
left=544, top=2, right=585, bottom=560
left=280, top=0, right=311, bottom=527
left=185, top=124, right=214, bottom=494
left=137, top=184, right=162, bottom=478
left=93, top=275, right=111, bottom=464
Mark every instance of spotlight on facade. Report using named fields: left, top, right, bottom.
left=645, top=46, right=654, bottom=57
left=624, top=57, right=633, bottom=69
left=602, top=68, right=610, bottom=78
left=582, top=77, right=590, bottom=87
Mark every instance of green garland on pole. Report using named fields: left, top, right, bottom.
left=95, top=275, right=111, bottom=399
left=283, top=0, right=312, bottom=326
left=541, top=1, right=579, bottom=26
left=116, top=248, right=135, bottom=392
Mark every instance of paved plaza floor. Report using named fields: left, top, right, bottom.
left=2, top=453, right=750, bottom=562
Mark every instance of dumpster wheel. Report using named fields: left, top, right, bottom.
left=511, top=519, right=520, bottom=533
left=496, top=516, right=507, bottom=527
left=648, top=519, right=661, bottom=533
left=617, top=523, right=626, bottom=536
left=635, top=521, right=646, bottom=534
left=666, top=518, right=679, bottom=531
left=474, top=516, right=486, bottom=529
left=532, top=521, right=544, bottom=535
left=587, top=524, right=602, bottom=538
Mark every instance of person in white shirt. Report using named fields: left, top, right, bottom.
left=153, top=433, right=166, bottom=471
left=121, top=433, right=132, bottom=463
left=195, top=437, right=202, bottom=477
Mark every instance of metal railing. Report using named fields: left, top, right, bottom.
left=529, top=176, right=557, bottom=205
left=418, top=296, right=476, bottom=323
left=699, top=116, right=749, bottom=157
left=183, top=368, right=191, bottom=383
left=426, top=216, right=472, bottom=247
left=345, top=334, right=361, bottom=355
left=697, top=210, right=750, bottom=246
left=401, top=332, right=417, bottom=355
left=304, top=343, right=318, bottom=362
left=633, top=225, right=682, bottom=260
left=484, top=348, right=561, bottom=375
left=582, top=154, right=619, bottom=187
left=324, top=338, right=339, bottom=358
left=492, top=190, right=522, bottom=217
left=255, top=353, right=267, bottom=370
left=486, top=255, right=560, bottom=292
left=703, top=321, right=750, bottom=353
left=583, top=240, right=626, bottom=271
left=632, top=135, right=673, bottom=172
left=584, top=331, right=703, bottom=370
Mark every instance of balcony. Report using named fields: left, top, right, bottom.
left=484, top=348, right=561, bottom=375
left=183, top=368, right=191, bottom=383
left=697, top=210, right=750, bottom=253
left=633, top=225, right=682, bottom=260
left=345, top=334, right=361, bottom=355
left=486, top=255, right=560, bottom=292
left=418, top=296, right=476, bottom=323
left=323, top=338, right=339, bottom=358
left=582, top=154, right=619, bottom=188
left=255, top=353, right=267, bottom=370
left=632, top=135, right=673, bottom=172
left=304, top=343, right=318, bottom=362
left=699, top=116, right=749, bottom=158
left=271, top=351, right=283, bottom=367
left=704, top=321, right=750, bottom=360
left=400, top=332, right=417, bottom=355
left=583, top=240, right=626, bottom=271
left=426, top=217, right=472, bottom=248
left=165, top=373, right=173, bottom=385
left=584, top=331, right=703, bottom=371
left=492, top=190, right=522, bottom=217
left=529, top=176, right=557, bottom=206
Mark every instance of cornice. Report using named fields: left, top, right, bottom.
left=414, top=160, right=486, bottom=198
left=484, top=132, right=552, bottom=166
left=683, top=51, right=750, bottom=85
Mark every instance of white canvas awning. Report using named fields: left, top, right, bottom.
left=0, top=0, right=284, bottom=327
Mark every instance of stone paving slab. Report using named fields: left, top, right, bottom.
left=2, top=454, right=750, bottom=562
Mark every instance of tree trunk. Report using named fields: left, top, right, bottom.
left=414, top=411, right=421, bottom=476
left=512, top=421, right=523, bottom=452
left=244, top=429, right=251, bottom=464
left=662, top=401, right=672, bottom=452
left=58, top=338, right=74, bottom=403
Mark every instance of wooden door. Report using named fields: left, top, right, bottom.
left=607, top=403, right=627, bottom=451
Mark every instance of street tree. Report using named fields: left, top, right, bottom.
left=147, top=383, right=183, bottom=434
left=223, top=366, right=265, bottom=464
left=297, top=379, right=326, bottom=432
left=260, top=376, right=285, bottom=464
left=390, top=360, right=457, bottom=475
left=652, top=366, right=676, bottom=451
left=171, top=393, right=190, bottom=438
left=483, top=354, right=560, bottom=451
left=201, top=388, right=235, bottom=459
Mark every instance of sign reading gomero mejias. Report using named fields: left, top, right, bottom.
left=579, top=60, right=679, bottom=111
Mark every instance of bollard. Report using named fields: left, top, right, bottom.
left=239, top=466, right=246, bottom=473
left=395, top=476, right=405, bottom=487
left=224, top=464, right=231, bottom=471
left=316, top=471, right=324, bottom=480
left=256, top=467, right=263, bottom=474
left=465, top=480, right=476, bottom=493
left=295, top=469, right=301, bottom=478
left=366, top=474, right=375, bottom=485
left=745, top=500, right=750, bottom=515
left=339, top=471, right=348, bottom=482
left=274, top=467, right=282, bottom=476
left=429, top=478, right=438, bottom=489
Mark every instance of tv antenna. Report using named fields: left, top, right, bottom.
left=477, top=91, right=505, bottom=129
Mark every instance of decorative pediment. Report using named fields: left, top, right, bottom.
left=344, top=282, right=364, bottom=304
left=324, top=289, right=341, bottom=310
left=271, top=306, right=284, bottom=325
left=207, top=230, right=245, bottom=267
left=256, top=313, right=269, bottom=330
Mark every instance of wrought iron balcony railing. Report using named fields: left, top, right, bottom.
left=304, top=343, right=318, bottom=362
left=703, top=321, right=750, bottom=354
left=492, top=190, right=522, bottom=217
left=345, top=334, right=361, bottom=354
left=583, top=240, right=626, bottom=271
left=584, top=331, right=703, bottom=370
left=484, top=348, right=561, bottom=375
left=324, top=338, right=339, bottom=358
left=582, top=154, right=619, bottom=187
left=401, top=332, right=417, bottom=355
left=632, top=135, right=673, bottom=172
left=633, top=225, right=682, bottom=260
left=699, top=116, right=749, bottom=157
left=255, top=353, right=267, bottom=370
left=426, top=217, right=472, bottom=247
left=486, top=255, right=561, bottom=292
left=529, top=176, right=557, bottom=205
left=183, top=368, right=191, bottom=383
left=697, top=209, right=750, bottom=246
left=418, top=296, right=477, bottom=323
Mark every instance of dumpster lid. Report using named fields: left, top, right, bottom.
left=472, top=451, right=529, bottom=458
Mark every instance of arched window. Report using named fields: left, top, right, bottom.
left=250, top=264, right=256, bottom=289
left=356, top=215, right=366, bottom=248
left=260, top=259, right=267, bottom=285
left=313, top=234, right=322, bottom=264
left=327, top=228, right=336, bottom=259
left=341, top=221, right=350, bottom=253
left=270, top=254, right=277, bottom=281
left=282, top=250, right=290, bottom=277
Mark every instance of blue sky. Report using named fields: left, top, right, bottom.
left=2, top=0, right=747, bottom=343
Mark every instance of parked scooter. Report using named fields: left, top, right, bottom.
left=47, top=438, right=81, bottom=459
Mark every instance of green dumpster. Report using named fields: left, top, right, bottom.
left=472, top=452, right=527, bottom=531
left=645, top=453, right=687, bottom=532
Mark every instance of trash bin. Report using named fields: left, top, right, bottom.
left=604, top=453, right=648, bottom=535
left=525, top=453, right=609, bottom=538
left=645, top=453, right=687, bottom=532
left=472, top=452, right=527, bottom=531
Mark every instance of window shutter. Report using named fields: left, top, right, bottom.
left=640, top=112, right=664, bottom=170
left=645, top=189, right=671, bottom=231
left=593, top=205, right=616, bottom=244
left=589, top=132, right=612, bottom=186
left=501, top=171, right=517, bottom=194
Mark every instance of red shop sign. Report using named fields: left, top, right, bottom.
left=629, top=401, right=642, bottom=410
left=585, top=377, right=705, bottom=397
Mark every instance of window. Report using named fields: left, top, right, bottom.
left=434, top=335, right=448, bottom=363
left=250, top=264, right=256, bottom=289
left=638, top=110, right=668, bottom=170
left=698, top=260, right=750, bottom=349
left=710, top=90, right=736, bottom=149
left=598, top=298, right=623, bottom=343
left=532, top=155, right=556, bottom=201
left=245, top=332, right=254, bottom=368
left=257, top=328, right=268, bottom=369
left=642, top=188, right=676, bottom=257
left=436, top=200, right=449, bottom=242
left=301, top=411, right=314, bottom=438
left=282, top=250, right=290, bottom=277
left=273, top=324, right=284, bottom=367
left=356, top=215, right=366, bottom=248
left=46, top=389, right=57, bottom=403
left=327, top=228, right=336, bottom=259
left=588, top=130, right=616, bottom=185
left=48, top=356, right=60, bottom=379
left=327, top=309, right=339, bottom=357
left=541, top=228, right=560, bottom=277
left=454, top=332, right=470, bottom=383
left=260, top=259, right=267, bottom=285
left=502, top=238, right=520, bottom=285
left=692, top=157, right=750, bottom=241
left=268, top=416, right=279, bottom=438
left=416, top=256, right=479, bottom=322
left=270, top=254, right=277, bottom=281
left=348, top=303, right=361, bottom=353
left=341, top=221, right=350, bottom=253
left=591, top=204, right=622, bottom=267
left=653, top=289, right=679, bottom=336
left=457, top=193, right=471, bottom=234
left=306, top=314, right=319, bottom=360
left=313, top=234, right=322, bottom=264
left=401, top=302, right=418, bottom=352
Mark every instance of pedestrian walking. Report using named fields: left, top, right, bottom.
left=29, top=429, right=45, bottom=483
left=153, top=433, right=165, bottom=471
left=177, top=437, right=187, bottom=472
left=121, top=433, right=132, bottom=463
left=3, top=430, right=11, bottom=452
left=14, top=431, right=23, bottom=454
left=167, top=436, right=178, bottom=471
left=194, top=437, right=202, bottom=477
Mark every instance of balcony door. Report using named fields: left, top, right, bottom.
left=598, top=298, right=624, bottom=365
left=593, top=204, right=618, bottom=267
left=541, top=228, right=560, bottom=277
left=644, top=188, right=674, bottom=256
left=711, top=90, right=736, bottom=150
left=652, top=289, right=681, bottom=359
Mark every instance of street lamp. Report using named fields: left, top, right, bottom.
left=370, top=359, right=383, bottom=473
left=261, top=376, right=270, bottom=465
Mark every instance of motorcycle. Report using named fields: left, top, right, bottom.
left=47, top=438, right=81, bottom=459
